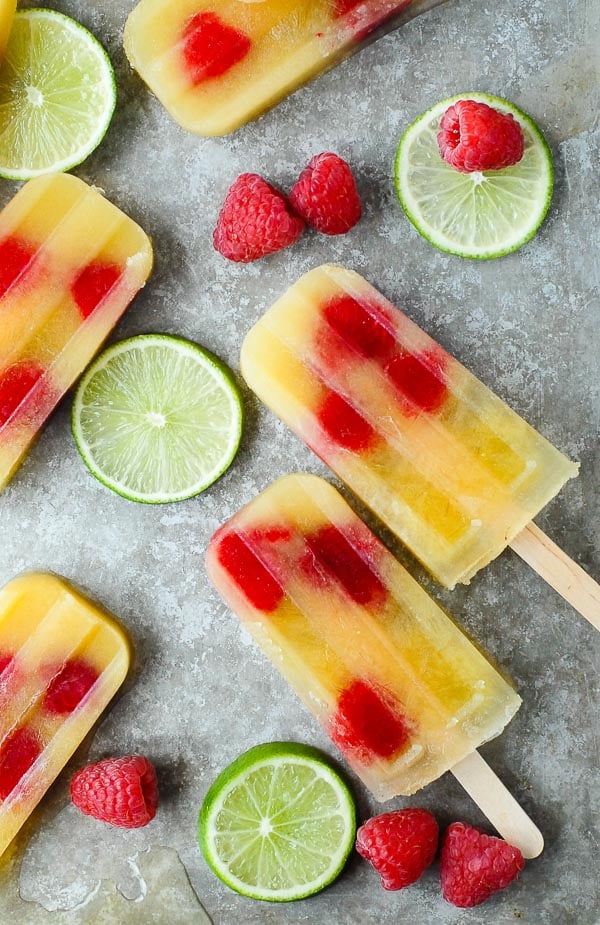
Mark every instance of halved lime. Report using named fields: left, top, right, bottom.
left=198, top=743, right=356, bottom=902
left=0, top=8, right=116, bottom=180
left=72, top=335, right=243, bottom=504
left=394, top=93, right=553, bottom=259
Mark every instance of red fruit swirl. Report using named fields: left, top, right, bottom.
left=0, top=361, right=45, bottom=429
left=322, top=295, right=396, bottom=360
left=43, top=659, right=100, bottom=715
left=385, top=350, right=448, bottom=415
left=0, top=727, right=42, bottom=801
left=0, top=237, right=35, bottom=298
left=216, top=529, right=287, bottom=613
left=302, top=524, right=386, bottom=607
left=316, top=391, right=378, bottom=452
left=182, top=12, right=251, bottom=84
left=331, top=679, right=412, bottom=763
left=71, top=261, right=123, bottom=319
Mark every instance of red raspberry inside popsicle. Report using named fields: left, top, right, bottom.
left=0, top=237, right=35, bottom=298
left=317, top=392, right=378, bottom=452
left=0, top=654, right=14, bottom=677
left=323, top=295, right=396, bottom=360
left=303, top=524, right=387, bottom=607
left=385, top=351, right=448, bottom=415
left=0, top=727, right=42, bottom=801
left=71, top=261, right=123, bottom=319
left=0, top=361, right=45, bottom=428
left=216, top=529, right=288, bottom=613
left=182, top=12, right=251, bottom=85
left=43, top=659, right=100, bottom=715
left=331, top=679, right=412, bottom=762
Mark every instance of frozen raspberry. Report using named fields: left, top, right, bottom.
left=71, top=756, right=158, bottom=828
left=0, top=237, right=35, bottom=298
left=71, top=261, right=122, bottom=319
left=356, top=808, right=439, bottom=890
left=440, top=822, right=524, bottom=907
left=437, top=99, right=524, bottom=173
left=323, top=295, right=396, bottom=359
left=289, top=153, right=362, bottom=235
left=0, top=361, right=45, bottom=428
left=303, top=524, right=386, bottom=607
left=214, top=173, right=304, bottom=262
left=317, top=391, right=377, bottom=452
left=331, top=679, right=412, bottom=762
left=0, top=727, right=42, bottom=801
left=385, top=351, right=447, bottom=415
left=182, top=12, right=251, bottom=84
left=215, top=528, right=286, bottom=612
left=43, top=659, right=99, bottom=715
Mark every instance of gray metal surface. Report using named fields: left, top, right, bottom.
left=0, top=0, right=598, bottom=922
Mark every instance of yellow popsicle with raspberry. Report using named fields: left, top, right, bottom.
left=0, top=573, right=131, bottom=857
left=0, top=173, right=153, bottom=491
left=124, top=0, right=416, bottom=135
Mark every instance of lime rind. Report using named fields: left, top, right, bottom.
left=394, top=92, right=554, bottom=259
left=0, top=8, right=117, bottom=180
left=72, top=334, right=243, bottom=504
left=198, top=743, right=356, bottom=902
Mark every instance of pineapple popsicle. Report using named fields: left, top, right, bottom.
left=124, top=0, right=435, bottom=136
left=241, top=264, right=579, bottom=592
left=0, top=173, right=153, bottom=491
left=0, top=573, right=131, bottom=858
left=207, top=474, right=522, bottom=800
left=0, top=0, right=15, bottom=61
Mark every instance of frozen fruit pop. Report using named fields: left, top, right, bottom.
left=207, top=475, right=542, bottom=857
left=0, top=573, right=131, bottom=857
left=0, top=173, right=153, bottom=491
left=124, top=0, right=441, bottom=136
left=241, top=265, right=600, bottom=629
left=0, top=0, right=15, bottom=61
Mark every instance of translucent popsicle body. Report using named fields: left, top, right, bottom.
left=207, top=475, right=521, bottom=798
left=0, top=573, right=131, bottom=857
left=241, top=265, right=578, bottom=589
left=0, top=0, right=15, bottom=60
left=124, top=0, right=423, bottom=136
left=0, top=174, right=153, bottom=490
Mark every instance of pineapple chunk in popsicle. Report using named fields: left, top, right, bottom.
left=0, top=173, right=153, bottom=491
left=0, top=573, right=131, bottom=858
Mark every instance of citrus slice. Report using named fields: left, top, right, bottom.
left=394, top=93, right=553, bottom=259
left=0, top=8, right=116, bottom=180
left=198, top=742, right=356, bottom=902
left=72, top=335, right=243, bottom=504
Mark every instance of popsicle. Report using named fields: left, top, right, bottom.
left=0, top=572, right=131, bottom=858
left=241, top=264, right=600, bottom=629
left=207, top=474, right=542, bottom=857
left=0, top=0, right=15, bottom=61
left=0, top=173, right=153, bottom=491
left=124, top=0, right=444, bottom=136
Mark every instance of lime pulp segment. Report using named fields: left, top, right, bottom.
left=72, top=335, right=243, bottom=504
left=0, top=8, right=116, bottom=179
left=199, top=743, right=356, bottom=902
left=394, top=93, right=553, bottom=259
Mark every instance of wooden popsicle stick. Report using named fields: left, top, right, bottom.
left=450, top=750, right=543, bottom=859
left=509, top=522, right=600, bottom=632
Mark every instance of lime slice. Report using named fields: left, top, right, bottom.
left=72, top=335, right=243, bottom=504
left=198, top=743, right=356, bottom=902
left=394, top=93, right=553, bottom=259
left=0, top=8, right=116, bottom=180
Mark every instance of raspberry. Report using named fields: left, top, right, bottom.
left=356, top=808, right=439, bottom=890
left=0, top=727, right=42, bottom=801
left=43, top=659, right=99, bottom=715
left=182, top=12, right=251, bottom=84
left=316, top=391, right=377, bottom=452
left=302, top=524, right=386, bottom=607
left=71, top=261, right=122, bottom=319
left=331, top=679, right=412, bottom=763
left=385, top=351, right=447, bottom=415
left=0, top=361, right=45, bottom=428
left=322, top=295, right=396, bottom=359
left=70, top=756, right=159, bottom=828
left=214, top=174, right=304, bottom=262
left=440, top=822, right=525, bottom=907
left=0, top=237, right=35, bottom=297
left=216, top=529, right=286, bottom=613
left=0, top=654, right=14, bottom=677
left=289, top=153, right=362, bottom=235
left=437, top=99, right=524, bottom=173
